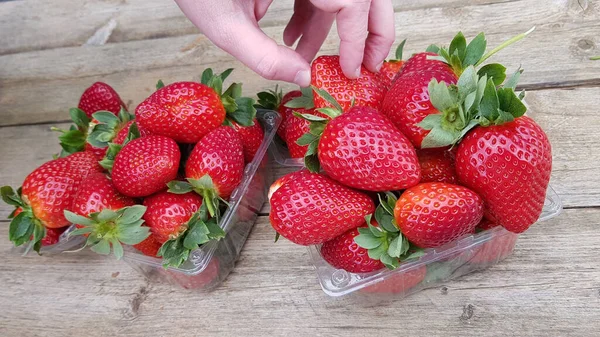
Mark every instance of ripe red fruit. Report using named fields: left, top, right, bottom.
left=321, top=224, right=385, bottom=273
left=136, top=82, right=226, bottom=143
left=85, top=120, right=137, bottom=160
left=311, top=55, right=387, bottom=111
left=133, top=234, right=162, bottom=257
left=143, top=190, right=203, bottom=244
left=284, top=109, right=324, bottom=158
left=397, top=52, right=452, bottom=77
left=417, top=149, right=458, bottom=184
left=40, top=227, right=68, bottom=246
left=394, top=182, right=483, bottom=248
left=470, top=219, right=518, bottom=264
left=70, top=172, right=136, bottom=217
left=78, top=82, right=126, bottom=118
left=455, top=116, right=552, bottom=233
left=269, top=170, right=375, bottom=245
left=381, top=67, right=458, bottom=148
left=112, top=135, right=181, bottom=198
left=278, top=90, right=301, bottom=138
left=360, top=265, right=427, bottom=294
left=185, top=126, right=245, bottom=200
left=230, top=119, right=264, bottom=163
left=380, top=40, right=407, bottom=88
left=317, top=106, right=421, bottom=191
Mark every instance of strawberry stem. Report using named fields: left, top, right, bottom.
left=475, top=27, right=535, bottom=67
left=591, top=56, right=600, bottom=60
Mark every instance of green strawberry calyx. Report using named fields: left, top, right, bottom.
left=167, top=175, right=224, bottom=219
left=418, top=65, right=527, bottom=148
left=157, top=202, right=225, bottom=268
left=98, top=122, right=141, bottom=171
left=1, top=186, right=47, bottom=254
left=51, top=108, right=91, bottom=158
left=65, top=205, right=150, bottom=260
left=591, top=56, right=600, bottom=61
left=284, top=86, right=316, bottom=110
left=387, top=39, right=407, bottom=64
left=87, top=108, right=135, bottom=148
left=426, top=27, right=535, bottom=78
left=254, top=85, right=283, bottom=110
left=292, top=86, right=347, bottom=173
left=353, top=192, right=424, bottom=270
left=199, top=68, right=257, bottom=128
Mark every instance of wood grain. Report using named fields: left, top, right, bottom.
left=0, top=208, right=598, bottom=337
left=1, top=0, right=599, bottom=125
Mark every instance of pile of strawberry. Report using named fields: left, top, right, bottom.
left=1, top=69, right=263, bottom=268
left=269, top=30, right=552, bottom=279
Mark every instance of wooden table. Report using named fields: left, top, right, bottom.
left=1, top=1, right=599, bottom=336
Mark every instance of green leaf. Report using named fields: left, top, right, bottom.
left=69, top=108, right=90, bottom=129
left=309, top=121, right=326, bottom=136
left=90, top=239, right=111, bottom=255
left=380, top=253, right=398, bottom=269
left=377, top=194, right=394, bottom=216
left=497, top=87, right=527, bottom=119
left=426, top=44, right=440, bottom=53
left=420, top=126, right=458, bottom=149
left=119, top=205, right=147, bottom=224
left=183, top=217, right=211, bottom=250
left=218, top=68, right=234, bottom=82
left=167, top=181, right=194, bottom=194
left=223, top=82, right=243, bottom=100
left=201, top=68, right=214, bottom=85
left=304, top=153, right=320, bottom=173
left=417, top=114, right=442, bottom=131
left=156, top=79, right=165, bottom=90
left=387, top=235, right=404, bottom=258
left=294, top=112, right=328, bottom=123
left=63, top=210, right=95, bottom=226
left=1, top=186, right=23, bottom=207
left=97, top=208, right=118, bottom=222
left=284, top=97, right=314, bottom=109
left=296, top=132, right=319, bottom=146
left=117, top=226, right=150, bottom=245
left=457, top=66, right=478, bottom=98
left=428, top=79, right=456, bottom=112
left=354, top=234, right=382, bottom=249
left=476, top=27, right=535, bottom=67
left=505, top=67, right=523, bottom=90
left=479, top=78, right=500, bottom=122
left=478, top=63, right=507, bottom=86
left=311, top=86, right=343, bottom=111
left=210, top=76, right=223, bottom=96
left=395, top=39, right=407, bottom=60
left=367, top=243, right=387, bottom=260
left=69, top=227, right=93, bottom=237
left=9, top=212, right=32, bottom=241
left=110, top=239, right=124, bottom=260
left=205, top=219, right=225, bottom=240
left=188, top=175, right=215, bottom=191
left=228, top=97, right=257, bottom=126
left=92, top=111, right=120, bottom=126
left=449, top=32, right=467, bottom=61
left=274, top=232, right=281, bottom=243
left=463, top=32, right=487, bottom=66
left=158, top=239, right=190, bottom=268
left=496, top=109, right=515, bottom=124
left=305, top=141, right=318, bottom=157
left=368, top=222, right=384, bottom=238
left=405, top=249, right=426, bottom=260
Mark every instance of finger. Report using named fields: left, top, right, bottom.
left=283, top=12, right=306, bottom=46
left=218, top=22, right=312, bottom=86
left=295, top=11, right=335, bottom=62
left=336, top=1, right=372, bottom=79
left=363, top=0, right=395, bottom=72
left=255, top=0, right=274, bottom=21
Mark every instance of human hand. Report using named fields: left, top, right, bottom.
left=175, top=0, right=395, bottom=86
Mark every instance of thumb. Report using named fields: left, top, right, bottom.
left=216, top=23, right=312, bottom=87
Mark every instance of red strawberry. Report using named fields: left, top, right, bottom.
left=381, top=68, right=457, bottom=148
left=268, top=171, right=303, bottom=201
left=65, top=172, right=149, bottom=259
left=269, top=170, right=375, bottom=245
left=111, top=135, right=181, bottom=198
left=278, top=90, right=301, bottom=138
left=311, top=55, right=387, bottom=111
left=230, top=119, right=264, bottom=163
left=470, top=219, right=518, bottom=264
left=133, top=234, right=162, bottom=257
left=284, top=109, right=324, bottom=158
left=380, top=39, right=407, bottom=88
left=1, top=152, right=102, bottom=251
left=321, top=224, right=385, bottom=273
left=455, top=116, right=552, bottom=233
left=314, top=105, right=421, bottom=191
left=394, top=182, right=483, bottom=248
left=85, top=119, right=137, bottom=160
left=397, top=52, right=452, bottom=77
left=78, top=82, right=126, bottom=118
left=143, top=190, right=203, bottom=244
left=177, top=126, right=244, bottom=217
left=136, top=70, right=257, bottom=144
left=40, top=227, right=68, bottom=246
left=361, top=265, right=427, bottom=294
left=417, top=149, right=458, bottom=184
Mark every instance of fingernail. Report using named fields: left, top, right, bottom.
left=375, top=62, right=384, bottom=72
left=354, top=67, right=361, bottom=78
left=294, top=70, right=311, bottom=87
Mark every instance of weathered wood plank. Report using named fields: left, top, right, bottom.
left=0, top=0, right=526, bottom=56
left=0, top=208, right=599, bottom=337
left=1, top=0, right=599, bottom=125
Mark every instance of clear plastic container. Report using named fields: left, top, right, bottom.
left=269, top=137, right=304, bottom=167
left=122, top=110, right=280, bottom=290
left=13, top=225, right=86, bottom=255
left=308, top=185, right=562, bottom=299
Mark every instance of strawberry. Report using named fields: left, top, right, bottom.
left=417, top=148, right=458, bottom=184
left=380, top=39, right=406, bottom=88
left=394, top=182, right=483, bottom=248
left=65, top=172, right=148, bottom=259
left=269, top=170, right=375, bottom=246
left=230, top=119, right=264, bottom=163
left=268, top=171, right=303, bottom=201
left=455, top=116, right=552, bottom=233
left=111, top=135, right=181, bottom=198
left=1, top=152, right=102, bottom=252
left=296, top=90, right=421, bottom=192
left=133, top=234, right=162, bottom=257
left=136, top=70, right=257, bottom=144
left=280, top=88, right=326, bottom=159
left=396, top=52, right=451, bottom=77
left=40, top=227, right=68, bottom=246
left=360, top=265, right=427, bottom=294
left=470, top=219, right=518, bottom=264
left=78, top=82, right=126, bottom=118
left=321, top=223, right=385, bottom=273
left=311, top=55, right=387, bottom=111
left=169, top=126, right=244, bottom=218
left=277, top=90, right=300, bottom=138
left=142, top=190, right=203, bottom=244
